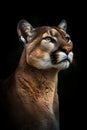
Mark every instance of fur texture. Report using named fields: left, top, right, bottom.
left=0, top=19, right=73, bottom=130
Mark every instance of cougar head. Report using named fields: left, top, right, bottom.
left=17, top=19, right=73, bottom=71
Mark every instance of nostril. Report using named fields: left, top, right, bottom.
left=58, top=46, right=72, bottom=54
left=64, top=46, right=72, bottom=53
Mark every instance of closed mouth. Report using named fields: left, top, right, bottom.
left=51, top=57, right=70, bottom=65
left=58, top=58, right=70, bottom=64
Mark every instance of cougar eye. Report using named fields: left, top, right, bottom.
left=43, top=36, right=51, bottom=41
left=65, top=36, right=70, bottom=41
left=43, top=36, right=56, bottom=43
left=65, top=35, right=72, bottom=44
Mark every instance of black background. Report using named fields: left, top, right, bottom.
left=0, top=2, right=85, bottom=130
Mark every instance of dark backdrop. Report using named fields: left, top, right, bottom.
left=0, top=3, right=84, bottom=130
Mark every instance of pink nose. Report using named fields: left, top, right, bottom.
left=63, top=46, right=72, bottom=53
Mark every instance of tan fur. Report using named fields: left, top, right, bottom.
left=0, top=20, right=73, bottom=130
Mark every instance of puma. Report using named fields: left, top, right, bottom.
left=0, top=19, right=73, bottom=130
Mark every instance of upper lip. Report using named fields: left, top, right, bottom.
left=58, top=57, right=70, bottom=64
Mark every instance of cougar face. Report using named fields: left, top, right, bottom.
left=17, top=19, right=73, bottom=70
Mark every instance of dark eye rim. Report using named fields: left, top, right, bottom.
left=65, top=36, right=70, bottom=41
left=42, top=36, right=56, bottom=43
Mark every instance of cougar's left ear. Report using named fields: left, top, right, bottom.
left=58, top=19, right=67, bottom=31
left=17, top=19, right=34, bottom=44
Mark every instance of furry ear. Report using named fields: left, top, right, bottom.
left=17, top=20, right=34, bottom=44
left=58, top=19, right=67, bottom=31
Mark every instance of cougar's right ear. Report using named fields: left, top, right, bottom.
left=58, top=19, right=67, bottom=31
left=17, top=20, right=34, bottom=44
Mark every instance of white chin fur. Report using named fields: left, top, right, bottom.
left=53, top=60, right=70, bottom=70
left=68, top=52, right=73, bottom=63
left=53, top=51, right=73, bottom=70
